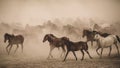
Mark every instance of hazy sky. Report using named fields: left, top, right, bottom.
left=0, top=0, right=119, bottom=25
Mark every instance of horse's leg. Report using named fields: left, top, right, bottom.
left=21, top=43, right=23, bottom=53
left=114, top=43, right=119, bottom=55
left=100, top=48, right=103, bottom=58
left=85, top=50, right=92, bottom=59
left=91, top=41, right=93, bottom=46
left=47, top=45, right=55, bottom=59
left=96, top=47, right=100, bottom=56
left=80, top=49, right=84, bottom=60
left=63, top=51, right=69, bottom=61
left=58, top=47, right=61, bottom=58
left=8, top=44, right=13, bottom=55
left=50, top=46, right=55, bottom=59
left=60, top=46, right=66, bottom=58
left=108, top=46, right=112, bottom=56
left=6, top=44, right=10, bottom=54
left=14, top=44, right=19, bottom=54
left=72, top=51, right=77, bottom=61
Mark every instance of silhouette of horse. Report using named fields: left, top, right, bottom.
left=94, top=34, right=120, bottom=58
left=82, top=29, right=110, bottom=46
left=61, top=37, right=92, bottom=61
left=4, top=33, right=24, bottom=55
left=43, top=34, right=66, bottom=59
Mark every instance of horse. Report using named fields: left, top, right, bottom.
left=82, top=29, right=110, bottom=46
left=82, top=29, right=97, bottom=46
left=61, top=37, right=92, bottom=61
left=94, top=34, right=120, bottom=58
left=43, top=34, right=66, bottom=59
left=4, top=33, right=24, bottom=55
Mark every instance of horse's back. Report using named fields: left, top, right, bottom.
left=74, top=41, right=88, bottom=50
left=13, top=35, right=24, bottom=44
left=100, top=35, right=116, bottom=47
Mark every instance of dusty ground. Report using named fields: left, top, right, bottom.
left=0, top=39, right=120, bottom=68
left=0, top=55, right=120, bottom=68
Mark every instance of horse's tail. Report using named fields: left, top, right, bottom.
left=116, top=35, right=120, bottom=43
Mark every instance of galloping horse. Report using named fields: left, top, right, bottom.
left=94, top=34, right=120, bottom=58
left=82, top=29, right=96, bottom=46
left=61, top=37, right=92, bottom=61
left=4, top=33, right=24, bottom=55
left=82, top=29, right=110, bottom=46
left=43, top=34, right=66, bottom=59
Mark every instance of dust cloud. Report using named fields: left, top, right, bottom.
left=0, top=19, right=120, bottom=59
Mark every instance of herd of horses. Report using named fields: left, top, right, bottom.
left=3, top=29, right=120, bottom=61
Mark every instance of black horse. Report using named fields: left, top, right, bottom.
left=82, top=29, right=110, bottom=46
left=43, top=34, right=66, bottom=59
left=61, top=37, right=92, bottom=61
left=4, top=33, right=24, bottom=55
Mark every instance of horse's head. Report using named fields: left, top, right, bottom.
left=4, top=33, right=10, bottom=43
left=43, top=34, right=56, bottom=43
left=94, top=34, right=101, bottom=40
left=43, top=34, right=49, bottom=42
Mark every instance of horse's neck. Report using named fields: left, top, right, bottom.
left=9, top=36, right=15, bottom=40
left=97, top=36, right=104, bottom=42
left=65, top=41, right=73, bottom=48
left=7, top=36, right=14, bottom=43
left=48, top=37, right=53, bottom=42
left=48, top=36, right=58, bottom=43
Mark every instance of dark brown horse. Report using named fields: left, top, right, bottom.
left=61, top=37, right=92, bottom=61
left=82, top=29, right=110, bottom=46
left=4, top=33, right=24, bottom=55
left=82, top=29, right=96, bottom=46
left=43, top=34, right=66, bottom=59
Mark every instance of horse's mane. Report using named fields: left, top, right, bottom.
left=93, top=31, right=111, bottom=37
left=83, top=30, right=94, bottom=35
left=49, top=34, right=56, bottom=38
left=5, top=33, right=23, bottom=38
left=62, top=37, right=74, bottom=45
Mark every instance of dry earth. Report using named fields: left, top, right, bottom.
left=0, top=55, right=120, bottom=68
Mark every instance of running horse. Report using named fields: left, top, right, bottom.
left=43, top=34, right=66, bottom=59
left=82, top=29, right=110, bottom=46
left=94, top=34, right=120, bottom=58
left=82, top=29, right=96, bottom=46
left=61, top=37, right=92, bottom=61
left=4, top=33, right=24, bottom=55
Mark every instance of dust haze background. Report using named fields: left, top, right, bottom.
left=0, top=0, right=120, bottom=67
